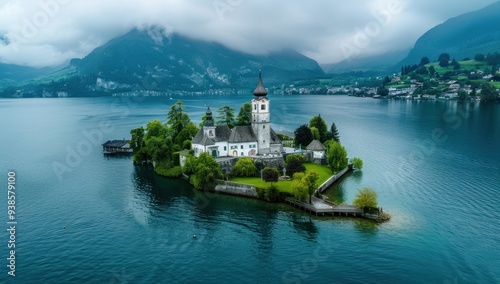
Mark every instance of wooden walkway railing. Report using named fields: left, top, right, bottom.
left=286, top=196, right=364, bottom=217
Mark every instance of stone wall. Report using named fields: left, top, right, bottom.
left=317, top=166, right=351, bottom=193
left=215, top=181, right=258, bottom=198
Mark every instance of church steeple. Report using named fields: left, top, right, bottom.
left=204, top=107, right=214, bottom=127
left=253, top=70, right=268, bottom=97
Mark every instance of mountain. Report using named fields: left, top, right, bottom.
left=322, top=49, right=409, bottom=74
left=400, top=1, right=500, bottom=65
left=0, top=63, right=56, bottom=88
left=71, top=28, right=324, bottom=91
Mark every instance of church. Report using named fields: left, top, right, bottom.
left=192, top=71, right=282, bottom=158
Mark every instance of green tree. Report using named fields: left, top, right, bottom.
left=187, top=153, right=222, bottom=190
left=416, top=65, right=428, bottom=75
left=303, top=171, right=319, bottom=204
left=420, top=56, right=430, bottom=65
left=236, top=102, right=252, bottom=126
left=231, top=157, right=258, bottom=177
left=175, top=122, right=199, bottom=147
left=439, top=58, right=449, bottom=67
left=429, top=65, right=436, bottom=76
left=353, top=187, right=378, bottom=209
left=481, top=83, right=498, bottom=102
left=309, top=114, right=328, bottom=142
left=458, top=90, right=468, bottom=101
left=167, top=101, right=191, bottom=138
left=329, top=122, right=340, bottom=143
left=145, top=120, right=167, bottom=140
left=310, top=126, right=320, bottom=141
left=130, top=127, right=148, bottom=163
left=377, top=86, right=389, bottom=96
left=262, top=167, right=279, bottom=184
left=438, top=53, right=450, bottom=62
left=326, top=140, right=348, bottom=173
left=349, top=157, right=363, bottom=170
left=285, top=154, right=306, bottom=177
left=474, top=53, right=485, bottom=61
left=217, top=105, right=235, bottom=128
left=291, top=172, right=308, bottom=201
left=294, top=124, right=313, bottom=147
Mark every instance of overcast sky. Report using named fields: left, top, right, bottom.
left=0, top=0, right=497, bottom=67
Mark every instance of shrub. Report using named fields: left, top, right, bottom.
left=349, top=157, right=363, bottom=170
left=266, top=184, right=280, bottom=202
left=231, top=157, right=258, bottom=177
left=286, top=154, right=306, bottom=177
left=262, top=167, right=279, bottom=183
left=155, top=165, right=183, bottom=178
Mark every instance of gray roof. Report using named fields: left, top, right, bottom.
left=102, top=139, right=129, bottom=148
left=306, top=140, right=326, bottom=151
left=192, top=125, right=231, bottom=146
left=229, top=126, right=257, bottom=143
left=270, top=128, right=281, bottom=144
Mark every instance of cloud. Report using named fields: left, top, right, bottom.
left=0, top=0, right=497, bottom=67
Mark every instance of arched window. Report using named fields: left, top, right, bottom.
left=261, top=104, right=266, bottom=110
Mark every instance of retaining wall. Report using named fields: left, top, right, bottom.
left=214, top=181, right=258, bottom=198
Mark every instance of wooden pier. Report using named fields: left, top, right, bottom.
left=286, top=196, right=364, bottom=217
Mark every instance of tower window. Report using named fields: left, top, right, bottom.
left=261, top=104, right=266, bottom=110
left=254, top=104, right=256, bottom=110
left=263, top=125, right=265, bottom=129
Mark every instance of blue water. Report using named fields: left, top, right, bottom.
left=0, top=96, right=499, bottom=283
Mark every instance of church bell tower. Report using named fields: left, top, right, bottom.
left=251, top=71, right=271, bottom=154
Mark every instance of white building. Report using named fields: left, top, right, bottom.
left=192, top=71, right=282, bottom=158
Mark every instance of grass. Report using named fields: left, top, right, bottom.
left=230, top=163, right=333, bottom=194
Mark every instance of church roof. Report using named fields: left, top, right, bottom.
left=270, top=129, right=281, bottom=144
left=306, top=140, right=326, bottom=151
left=253, top=70, right=268, bottom=97
left=192, top=125, right=231, bottom=146
left=229, top=126, right=257, bottom=143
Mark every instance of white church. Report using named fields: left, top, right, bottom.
left=192, top=71, right=282, bottom=158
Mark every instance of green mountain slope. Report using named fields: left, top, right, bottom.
left=73, top=28, right=324, bottom=91
left=400, top=1, right=500, bottom=65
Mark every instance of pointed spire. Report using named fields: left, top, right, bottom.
left=253, top=70, right=268, bottom=97
left=204, top=107, right=214, bottom=126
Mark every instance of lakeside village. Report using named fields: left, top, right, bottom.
left=103, top=72, right=390, bottom=222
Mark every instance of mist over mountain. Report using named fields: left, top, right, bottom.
left=400, top=1, right=500, bottom=65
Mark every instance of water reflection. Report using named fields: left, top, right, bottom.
left=290, top=214, right=318, bottom=241
left=351, top=170, right=363, bottom=182
left=353, top=219, right=379, bottom=235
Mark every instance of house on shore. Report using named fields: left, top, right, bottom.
left=102, top=139, right=133, bottom=154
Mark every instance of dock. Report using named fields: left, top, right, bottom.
left=286, top=196, right=364, bottom=217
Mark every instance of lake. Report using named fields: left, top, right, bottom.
left=0, top=95, right=498, bottom=283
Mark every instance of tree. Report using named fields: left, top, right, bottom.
left=377, top=86, right=389, bottom=96
left=429, top=65, right=436, bottom=76
left=187, top=152, right=222, bottom=190
left=328, top=122, right=340, bottom=143
left=475, top=53, right=485, bottom=61
left=326, top=140, right=348, bottom=173
left=294, top=124, right=313, bottom=147
left=451, top=59, right=460, bottom=70
left=231, top=157, right=258, bottom=177
left=416, top=65, right=428, bottom=75
left=291, top=173, right=308, bottom=201
left=481, top=83, right=498, bottom=102
left=175, top=122, right=198, bottom=148
left=420, top=56, right=430, bottom=65
left=349, top=157, right=363, bottom=170
left=262, top=167, right=279, bottom=184
left=458, top=90, right=468, bottom=101
left=353, top=187, right=378, bottom=209
left=130, top=127, right=148, bottom=163
left=309, top=114, right=328, bottom=142
left=438, top=53, right=450, bottom=62
left=236, top=102, right=252, bottom=126
left=303, top=171, right=319, bottom=204
left=167, top=101, right=191, bottom=138
left=286, top=154, right=306, bottom=177
left=310, top=127, right=320, bottom=141
left=439, top=58, right=449, bottom=67
left=217, top=105, right=235, bottom=128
